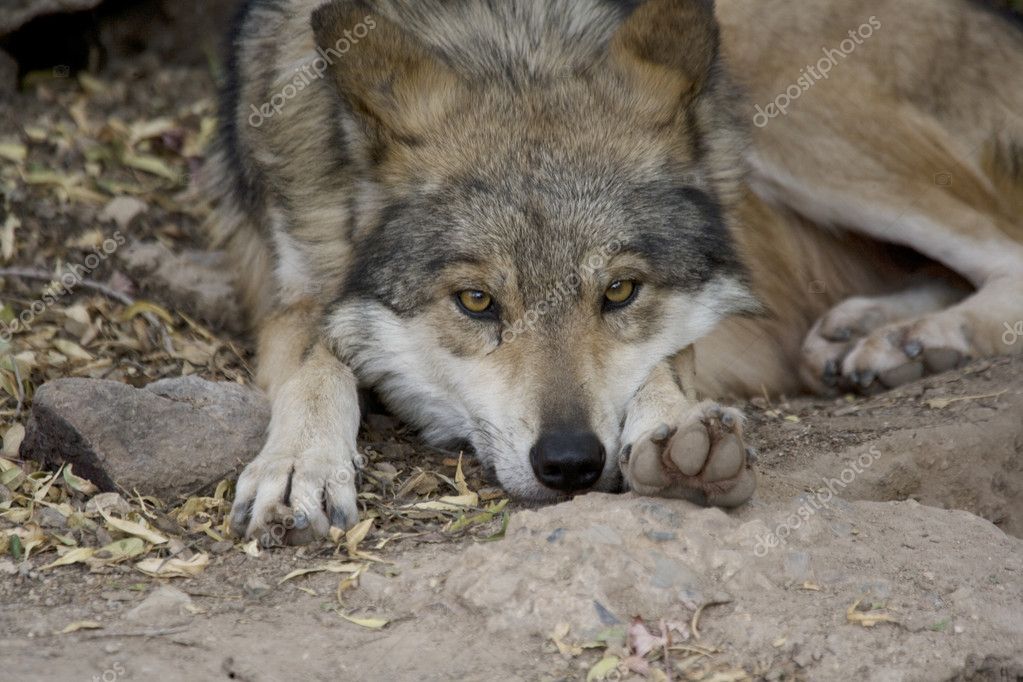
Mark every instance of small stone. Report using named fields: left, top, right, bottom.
left=98, top=196, right=148, bottom=230
left=210, top=540, right=234, bottom=555
left=85, top=492, right=132, bottom=516
left=123, top=586, right=193, bottom=627
left=20, top=377, right=269, bottom=500
left=243, top=576, right=272, bottom=599
left=34, top=507, right=67, bottom=529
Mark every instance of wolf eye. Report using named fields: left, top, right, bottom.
left=456, top=289, right=495, bottom=317
left=604, top=279, right=638, bottom=309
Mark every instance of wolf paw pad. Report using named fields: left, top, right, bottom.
left=622, top=402, right=756, bottom=508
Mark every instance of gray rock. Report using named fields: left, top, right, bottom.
left=243, top=576, right=272, bottom=600
left=439, top=493, right=1023, bottom=680
left=0, top=0, right=103, bottom=37
left=123, top=585, right=193, bottom=627
left=117, top=240, right=241, bottom=332
left=20, top=376, right=269, bottom=500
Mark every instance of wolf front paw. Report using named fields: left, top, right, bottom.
left=230, top=444, right=362, bottom=545
left=621, top=402, right=756, bottom=508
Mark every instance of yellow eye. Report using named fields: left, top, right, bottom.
left=604, top=279, right=637, bottom=306
left=457, top=289, right=494, bottom=315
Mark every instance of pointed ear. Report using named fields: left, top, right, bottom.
left=608, top=0, right=719, bottom=119
left=311, top=2, right=460, bottom=145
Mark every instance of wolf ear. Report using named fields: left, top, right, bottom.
left=311, top=2, right=459, bottom=146
left=608, top=0, right=719, bottom=118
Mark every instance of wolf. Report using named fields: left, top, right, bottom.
left=205, top=0, right=1023, bottom=542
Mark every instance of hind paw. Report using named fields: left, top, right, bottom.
left=621, top=401, right=757, bottom=508
left=803, top=309, right=972, bottom=394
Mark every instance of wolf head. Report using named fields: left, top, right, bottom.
left=315, top=0, right=757, bottom=501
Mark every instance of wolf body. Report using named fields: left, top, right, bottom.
left=206, top=0, right=1023, bottom=540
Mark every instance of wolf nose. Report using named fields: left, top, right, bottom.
left=529, top=431, right=606, bottom=492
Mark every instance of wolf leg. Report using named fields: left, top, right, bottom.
left=229, top=303, right=361, bottom=544
left=619, top=349, right=756, bottom=507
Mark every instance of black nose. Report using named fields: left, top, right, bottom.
left=529, top=431, right=606, bottom=492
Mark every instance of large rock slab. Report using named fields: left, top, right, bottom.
left=19, top=376, right=269, bottom=500
left=0, top=0, right=103, bottom=36
left=437, top=494, right=1023, bottom=680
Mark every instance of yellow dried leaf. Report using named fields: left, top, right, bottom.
left=42, top=547, right=96, bottom=569
left=406, top=493, right=479, bottom=513
left=1, top=214, right=19, bottom=262
left=846, top=598, right=898, bottom=628
left=63, top=465, right=99, bottom=495
left=279, top=561, right=364, bottom=585
left=454, top=453, right=471, bottom=496
left=2, top=424, right=25, bottom=457
left=345, top=518, right=373, bottom=554
left=121, top=151, right=180, bottom=181
left=586, top=656, right=621, bottom=681
left=60, top=620, right=103, bottom=634
left=135, top=552, right=209, bottom=578
left=338, top=612, right=388, bottom=629
left=96, top=537, right=147, bottom=563
left=0, top=142, right=27, bottom=164
left=119, top=300, right=175, bottom=325
left=97, top=507, right=167, bottom=545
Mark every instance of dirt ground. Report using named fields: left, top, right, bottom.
left=1, top=4, right=1022, bottom=682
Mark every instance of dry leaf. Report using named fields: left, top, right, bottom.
left=97, top=506, right=167, bottom=545
left=135, top=552, right=210, bottom=578
left=338, top=612, right=388, bottom=629
left=586, top=656, right=620, bottom=681
left=345, top=518, right=373, bottom=554
left=42, top=546, right=95, bottom=569
left=846, top=598, right=898, bottom=628
left=60, top=620, right=103, bottom=634
left=406, top=493, right=479, bottom=513
left=278, top=562, right=363, bottom=585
